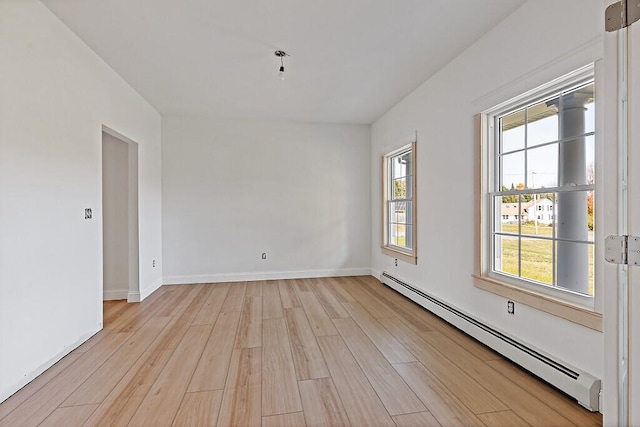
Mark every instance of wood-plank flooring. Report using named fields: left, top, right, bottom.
left=0, top=276, right=603, bottom=426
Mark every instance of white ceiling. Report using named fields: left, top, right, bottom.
left=41, top=0, right=526, bottom=124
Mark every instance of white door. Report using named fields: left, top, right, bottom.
left=628, top=8, right=640, bottom=425
left=604, top=2, right=640, bottom=425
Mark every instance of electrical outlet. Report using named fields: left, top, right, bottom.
left=152, top=259, right=156, bottom=268
left=395, top=259, right=398, bottom=266
left=507, top=300, right=515, bottom=315
left=262, top=253, right=267, bottom=260
left=85, top=208, right=92, bottom=219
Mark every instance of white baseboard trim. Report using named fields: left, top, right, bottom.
left=163, top=268, right=372, bottom=285
left=0, top=326, right=101, bottom=404
left=139, top=277, right=163, bottom=301
left=103, top=289, right=128, bottom=301
left=127, top=291, right=141, bottom=303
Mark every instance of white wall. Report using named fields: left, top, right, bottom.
left=162, top=117, right=370, bottom=283
left=371, top=0, right=604, bottom=380
left=102, top=133, right=130, bottom=300
left=0, top=1, right=162, bottom=402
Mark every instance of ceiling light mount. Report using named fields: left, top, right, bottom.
left=274, top=50, right=289, bottom=80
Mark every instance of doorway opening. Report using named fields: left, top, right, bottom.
left=102, top=128, right=139, bottom=302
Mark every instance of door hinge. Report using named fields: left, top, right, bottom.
left=606, top=0, right=640, bottom=32
left=605, top=235, right=640, bottom=265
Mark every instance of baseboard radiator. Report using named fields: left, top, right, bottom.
left=380, top=272, right=601, bottom=412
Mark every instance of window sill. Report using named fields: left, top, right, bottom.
left=472, top=274, right=602, bottom=332
left=382, top=246, right=417, bottom=265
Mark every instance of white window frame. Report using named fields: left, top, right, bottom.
left=382, top=139, right=417, bottom=264
left=474, top=65, right=602, bottom=330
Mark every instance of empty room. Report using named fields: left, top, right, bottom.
left=1, top=0, right=639, bottom=426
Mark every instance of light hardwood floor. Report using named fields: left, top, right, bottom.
left=0, top=276, right=602, bottom=426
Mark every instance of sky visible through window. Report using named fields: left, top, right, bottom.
left=501, top=101, right=594, bottom=189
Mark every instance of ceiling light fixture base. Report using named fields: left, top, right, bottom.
left=274, top=50, right=289, bottom=80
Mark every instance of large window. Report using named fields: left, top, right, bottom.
left=481, top=66, right=595, bottom=310
left=382, top=141, right=417, bottom=264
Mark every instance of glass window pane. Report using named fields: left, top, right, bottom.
left=392, top=151, right=411, bottom=179
left=519, top=194, right=535, bottom=228
left=527, top=99, right=558, bottom=147
left=550, top=192, right=558, bottom=238
left=495, top=196, right=504, bottom=232
left=559, top=83, right=594, bottom=140
left=389, top=202, right=407, bottom=224
left=404, top=225, right=413, bottom=250
left=581, top=84, right=595, bottom=134
left=500, top=151, right=524, bottom=191
left=388, top=202, right=398, bottom=224
left=403, top=201, right=413, bottom=225
left=496, top=195, right=519, bottom=234
left=527, top=144, right=558, bottom=189
left=396, top=223, right=406, bottom=248
left=555, top=190, right=591, bottom=241
left=520, top=194, right=554, bottom=237
left=494, top=235, right=519, bottom=277
left=501, top=110, right=525, bottom=152
left=587, top=191, right=594, bottom=240
left=556, top=241, right=592, bottom=296
left=398, top=202, right=407, bottom=225
left=588, top=243, right=594, bottom=296
left=391, top=158, right=404, bottom=179
left=586, top=135, right=595, bottom=183
left=393, top=178, right=406, bottom=199
left=401, top=151, right=412, bottom=177
left=585, top=103, right=595, bottom=134
left=559, top=136, right=591, bottom=186
left=520, top=238, right=553, bottom=285
left=389, top=223, right=398, bottom=246
left=392, top=160, right=402, bottom=179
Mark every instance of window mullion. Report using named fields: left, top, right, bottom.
left=553, top=191, right=557, bottom=287
left=524, top=108, right=529, bottom=189
left=518, top=195, right=522, bottom=278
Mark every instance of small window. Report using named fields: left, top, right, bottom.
left=382, top=140, right=417, bottom=264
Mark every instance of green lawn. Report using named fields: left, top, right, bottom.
left=496, top=224, right=594, bottom=295
left=499, top=238, right=553, bottom=283
left=499, top=223, right=553, bottom=236
left=395, top=224, right=406, bottom=247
